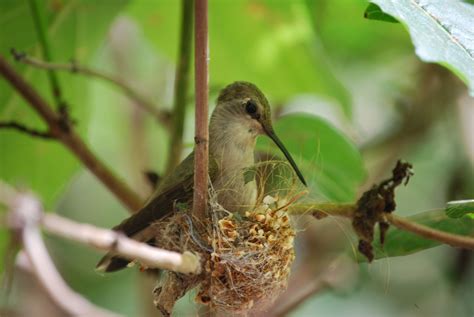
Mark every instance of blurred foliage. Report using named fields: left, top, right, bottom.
left=0, top=0, right=473, bottom=316
left=127, top=0, right=352, bottom=116
left=364, top=3, right=398, bottom=23
left=0, top=0, right=128, bottom=207
left=257, top=114, right=366, bottom=202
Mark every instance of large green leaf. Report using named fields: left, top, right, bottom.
left=369, top=0, right=474, bottom=95
left=372, top=210, right=474, bottom=260
left=126, top=0, right=351, bottom=117
left=257, top=114, right=366, bottom=202
left=0, top=0, right=128, bottom=207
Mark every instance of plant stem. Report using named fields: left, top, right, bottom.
left=28, top=0, right=63, bottom=108
left=165, top=0, right=194, bottom=173
left=0, top=55, right=142, bottom=212
left=192, top=0, right=209, bottom=219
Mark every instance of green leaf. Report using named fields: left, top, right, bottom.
left=370, top=0, right=474, bottom=95
left=126, top=0, right=352, bottom=117
left=0, top=0, right=128, bottom=207
left=364, top=3, right=399, bottom=23
left=257, top=114, right=366, bottom=202
left=446, top=200, right=474, bottom=218
left=371, top=210, right=474, bottom=260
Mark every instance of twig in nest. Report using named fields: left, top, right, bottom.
left=352, top=160, right=414, bottom=261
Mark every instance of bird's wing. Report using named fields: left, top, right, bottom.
left=96, top=152, right=218, bottom=272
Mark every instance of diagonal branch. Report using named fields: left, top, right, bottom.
left=11, top=49, right=171, bottom=129
left=0, top=55, right=143, bottom=212
left=0, top=120, right=54, bottom=139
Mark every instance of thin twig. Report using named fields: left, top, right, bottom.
left=165, top=0, right=194, bottom=173
left=0, top=55, right=143, bottom=212
left=0, top=121, right=54, bottom=139
left=192, top=0, right=209, bottom=219
left=27, top=0, right=64, bottom=109
left=10, top=50, right=171, bottom=129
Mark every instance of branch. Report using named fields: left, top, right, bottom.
left=165, top=0, right=194, bottom=173
left=292, top=202, right=474, bottom=251
left=0, top=55, right=143, bottom=212
left=0, top=120, right=54, bottom=139
left=192, top=0, right=209, bottom=219
left=6, top=192, right=120, bottom=317
left=10, top=49, right=171, bottom=129
left=1, top=181, right=201, bottom=275
left=387, top=213, right=474, bottom=249
left=44, top=214, right=201, bottom=274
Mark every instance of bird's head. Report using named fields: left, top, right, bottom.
left=211, top=81, right=307, bottom=186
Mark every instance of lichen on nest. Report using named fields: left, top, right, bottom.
left=149, top=193, right=301, bottom=316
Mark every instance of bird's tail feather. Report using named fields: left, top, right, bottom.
left=96, top=255, right=131, bottom=273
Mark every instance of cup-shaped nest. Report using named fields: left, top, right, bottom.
left=150, top=194, right=298, bottom=315
left=197, top=195, right=296, bottom=313
left=150, top=161, right=304, bottom=315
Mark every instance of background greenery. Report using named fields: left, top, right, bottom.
left=1, top=0, right=473, bottom=316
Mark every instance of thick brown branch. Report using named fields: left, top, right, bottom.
left=11, top=49, right=171, bottom=129
left=192, top=0, right=209, bottom=219
left=0, top=120, right=54, bottom=139
left=0, top=55, right=142, bottom=212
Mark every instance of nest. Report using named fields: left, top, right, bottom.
left=149, top=194, right=297, bottom=316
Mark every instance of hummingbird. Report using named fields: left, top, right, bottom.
left=97, top=81, right=306, bottom=272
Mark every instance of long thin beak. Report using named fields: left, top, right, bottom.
left=263, top=126, right=307, bottom=186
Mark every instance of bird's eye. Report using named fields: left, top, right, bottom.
left=245, top=100, right=257, bottom=115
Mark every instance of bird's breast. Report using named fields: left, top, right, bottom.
left=210, top=144, right=257, bottom=213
